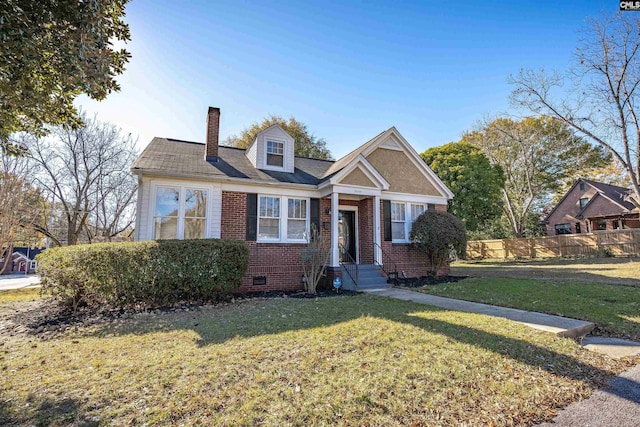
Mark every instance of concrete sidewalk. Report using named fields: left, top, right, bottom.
left=0, top=275, right=41, bottom=290
left=363, top=287, right=594, bottom=338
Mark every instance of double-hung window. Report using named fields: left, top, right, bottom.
left=184, top=189, right=207, bottom=239
left=258, top=196, right=281, bottom=240
left=266, top=140, right=284, bottom=167
left=410, top=204, right=426, bottom=225
left=391, top=202, right=406, bottom=241
left=287, top=198, right=307, bottom=240
left=154, top=187, right=180, bottom=239
left=258, top=195, right=309, bottom=242
left=391, top=202, right=428, bottom=242
left=154, top=186, right=208, bottom=239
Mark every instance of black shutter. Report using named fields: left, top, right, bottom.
left=383, top=200, right=392, bottom=241
left=428, top=203, right=436, bottom=211
left=310, top=198, right=320, bottom=232
left=246, top=193, right=257, bottom=241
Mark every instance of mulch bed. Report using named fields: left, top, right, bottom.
left=392, top=275, right=468, bottom=288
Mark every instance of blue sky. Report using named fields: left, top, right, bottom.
left=76, top=1, right=616, bottom=159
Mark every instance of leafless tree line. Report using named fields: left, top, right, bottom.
left=2, top=113, right=138, bottom=250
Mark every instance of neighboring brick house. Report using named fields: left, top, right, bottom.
left=131, top=107, right=453, bottom=292
left=0, top=247, right=44, bottom=274
left=543, top=178, right=640, bottom=236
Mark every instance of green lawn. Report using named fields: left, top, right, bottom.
left=414, top=277, right=640, bottom=340
left=452, top=257, right=640, bottom=287
left=1, top=294, right=634, bottom=426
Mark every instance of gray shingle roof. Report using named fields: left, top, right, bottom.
left=583, top=179, right=637, bottom=211
left=131, top=138, right=335, bottom=185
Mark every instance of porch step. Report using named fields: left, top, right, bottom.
left=340, top=264, right=391, bottom=291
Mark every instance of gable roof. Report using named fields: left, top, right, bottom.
left=544, top=178, right=637, bottom=222
left=132, top=128, right=453, bottom=199
left=583, top=179, right=636, bottom=211
left=132, top=138, right=333, bottom=186
left=321, top=127, right=453, bottom=198
left=245, top=124, right=294, bottom=154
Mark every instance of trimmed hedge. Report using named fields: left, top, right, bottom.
left=37, top=239, right=249, bottom=311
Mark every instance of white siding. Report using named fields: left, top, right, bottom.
left=135, top=176, right=152, bottom=241
left=246, top=140, right=258, bottom=168
left=209, top=183, right=222, bottom=238
left=256, top=125, right=295, bottom=173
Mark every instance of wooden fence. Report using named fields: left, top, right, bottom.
left=467, top=229, right=640, bottom=260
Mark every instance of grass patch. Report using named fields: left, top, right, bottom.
left=414, top=277, right=640, bottom=340
left=1, top=295, right=634, bottom=426
left=0, top=288, right=42, bottom=304
left=453, top=257, right=640, bottom=286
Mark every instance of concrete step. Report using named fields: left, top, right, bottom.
left=340, top=265, right=390, bottom=291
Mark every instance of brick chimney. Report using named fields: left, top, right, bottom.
left=205, top=107, right=220, bottom=162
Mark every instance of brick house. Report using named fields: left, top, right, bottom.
left=543, top=178, right=640, bottom=236
left=131, top=107, right=453, bottom=292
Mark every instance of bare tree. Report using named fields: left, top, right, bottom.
left=24, top=114, right=138, bottom=245
left=300, top=226, right=329, bottom=294
left=0, top=150, right=44, bottom=272
left=463, top=116, right=609, bottom=237
left=510, top=12, right=640, bottom=208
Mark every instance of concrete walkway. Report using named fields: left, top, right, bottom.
left=363, top=288, right=640, bottom=360
left=538, top=363, right=640, bottom=426
left=363, top=287, right=595, bottom=338
left=0, top=274, right=41, bottom=290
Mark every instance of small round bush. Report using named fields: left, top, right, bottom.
left=410, top=210, right=466, bottom=277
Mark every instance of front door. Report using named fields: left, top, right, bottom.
left=338, top=210, right=357, bottom=263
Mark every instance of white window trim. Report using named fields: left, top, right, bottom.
left=149, top=182, right=211, bottom=240
left=258, top=195, right=281, bottom=242
left=262, top=137, right=287, bottom=172
left=257, top=194, right=310, bottom=243
left=390, top=202, right=407, bottom=243
left=391, top=201, right=428, bottom=243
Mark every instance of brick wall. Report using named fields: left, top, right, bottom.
left=379, top=202, right=450, bottom=277
left=545, top=184, right=598, bottom=235
left=222, top=191, right=310, bottom=292
left=221, top=191, right=452, bottom=293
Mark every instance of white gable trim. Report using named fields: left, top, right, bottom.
left=361, top=127, right=454, bottom=199
left=322, top=155, right=390, bottom=190
left=11, top=252, right=31, bottom=262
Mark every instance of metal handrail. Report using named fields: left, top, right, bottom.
left=373, top=242, right=398, bottom=279
left=338, top=243, right=358, bottom=288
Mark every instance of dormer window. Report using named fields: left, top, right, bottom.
left=245, top=125, right=295, bottom=173
left=266, top=140, right=284, bottom=167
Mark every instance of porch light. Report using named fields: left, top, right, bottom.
left=325, top=207, right=331, bottom=215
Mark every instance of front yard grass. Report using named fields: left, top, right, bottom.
left=0, top=288, right=42, bottom=304
left=452, top=257, right=640, bottom=286
left=413, top=277, right=640, bottom=340
left=1, top=294, right=636, bottom=426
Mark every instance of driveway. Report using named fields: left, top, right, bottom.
left=0, top=275, right=41, bottom=290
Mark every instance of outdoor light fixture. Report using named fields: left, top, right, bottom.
left=325, top=207, right=331, bottom=215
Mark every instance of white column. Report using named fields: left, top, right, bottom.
left=331, top=191, right=340, bottom=266
left=373, top=195, right=381, bottom=265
